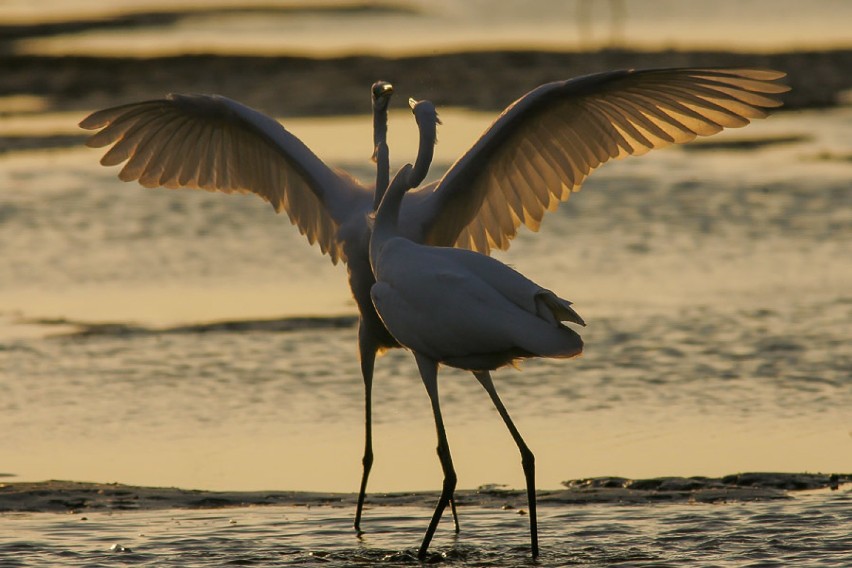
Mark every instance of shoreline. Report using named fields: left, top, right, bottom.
left=2, top=49, right=850, bottom=118
left=2, top=474, right=848, bottom=513
left=2, top=48, right=849, bottom=155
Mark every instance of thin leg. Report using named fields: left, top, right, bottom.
left=352, top=335, right=459, bottom=535
left=449, top=494, right=460, bottom=533
left=414, top=353, right=457, bottom=560
left=474, top=371, right=539, bottom=558
left=354, top=332, right=377, bottom=533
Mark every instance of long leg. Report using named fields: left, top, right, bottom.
left=449, top=488, right=460, bottom=533
left=353, top=332, right=459, bottom=535
left=354, top=329, right=378, bottom=533
left=474, top=370, right=539, bottom=558
left=414, top=353, right=457, bottom=560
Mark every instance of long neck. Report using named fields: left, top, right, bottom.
left=373, top=114, right=436, bottom=243
left=409, top=117, right=436, bottom=188
left=371, top=104, right=438, bottom=272
left=370, top=164, right=413, bottom=272
left=372, top=106, right=390, bottom=210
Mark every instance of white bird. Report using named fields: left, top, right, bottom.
left=370, top=99, right=586, bottom=559
left=80, top=81, right=407, bottom=532
left=78, top=67, right=789, bottom=535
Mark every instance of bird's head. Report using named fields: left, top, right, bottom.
left=408, top=98, right=441, bottom=144
left=371, top=81, right=394, bottom=111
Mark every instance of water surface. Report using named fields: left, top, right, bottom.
left=4, top=0, right=851, bottom=55
left=2, top=489, right=850, bottom=567
left=1, top=107, right=850, bottom=492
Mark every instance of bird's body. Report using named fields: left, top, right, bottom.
left=368, top=100, right=585, bottom=556
left=340, top=224, right=399, bottom=346
left=79, top=68, right=789, bottom=545
left=371, top=239, right=583, bottom=369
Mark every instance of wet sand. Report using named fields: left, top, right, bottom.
left=1, top=1, right=850, bottom=114
left=1, top=48, right=850, bottom=156
left=1, top=7, right=850, bottom=150
left=3, top=49, right=851, bottom=117
left=2, top=474, right=848, bottom=513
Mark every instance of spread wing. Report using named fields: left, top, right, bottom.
left=80, top=94, right=374, bottom=264
left=410, top=68, right=790, bottom=253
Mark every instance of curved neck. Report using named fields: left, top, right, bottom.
left=370, top=164, right=413, bottom=271
left=370, top=101, right=439, bottom=272
left=409, top=117, right=436, bottom=188
left=372, top=106, right=390, bottom=210
left=373, top=112, right=437, bottom=241
left=373, top=104, right=388, bottom=149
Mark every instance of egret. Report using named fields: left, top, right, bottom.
left=370, top=99, right=586, bottom=559
left=79, top=67, right=789, bottom=534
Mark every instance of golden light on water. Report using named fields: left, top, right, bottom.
left=5, top=371, right=849, bottom=492
left=2, top=0, right=851, bottom=57
left=1, top=0, right=850, bottom=498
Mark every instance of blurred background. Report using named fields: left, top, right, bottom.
left=0, top=1, right=850, bottom=492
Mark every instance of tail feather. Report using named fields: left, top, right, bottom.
left=534, top=290, right=586, bottom=327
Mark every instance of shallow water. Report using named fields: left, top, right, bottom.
left=1, top=106, right=850, bottom=492
left=2, top=489, right=851, bottom=567
left=4, top=0, right=851, bottom=55
left=2, top=6, right=850, bottom=566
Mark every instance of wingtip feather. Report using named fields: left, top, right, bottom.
left=78, top=111, right=108, bottom=131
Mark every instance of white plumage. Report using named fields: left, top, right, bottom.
left=371, top=240, right=584, bottom=369
left=369, top=101, right=588, bottom=559
left=79, top=68, right=789, bottom=545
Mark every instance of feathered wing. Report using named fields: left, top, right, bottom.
left=409, top=68, right=790, bottom=254
left=80, top=94, right=373, bottom=264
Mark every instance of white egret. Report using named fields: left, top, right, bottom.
left=370, top=99, right=586, bottom=559
left=79, top=67, right=789, bottom=535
